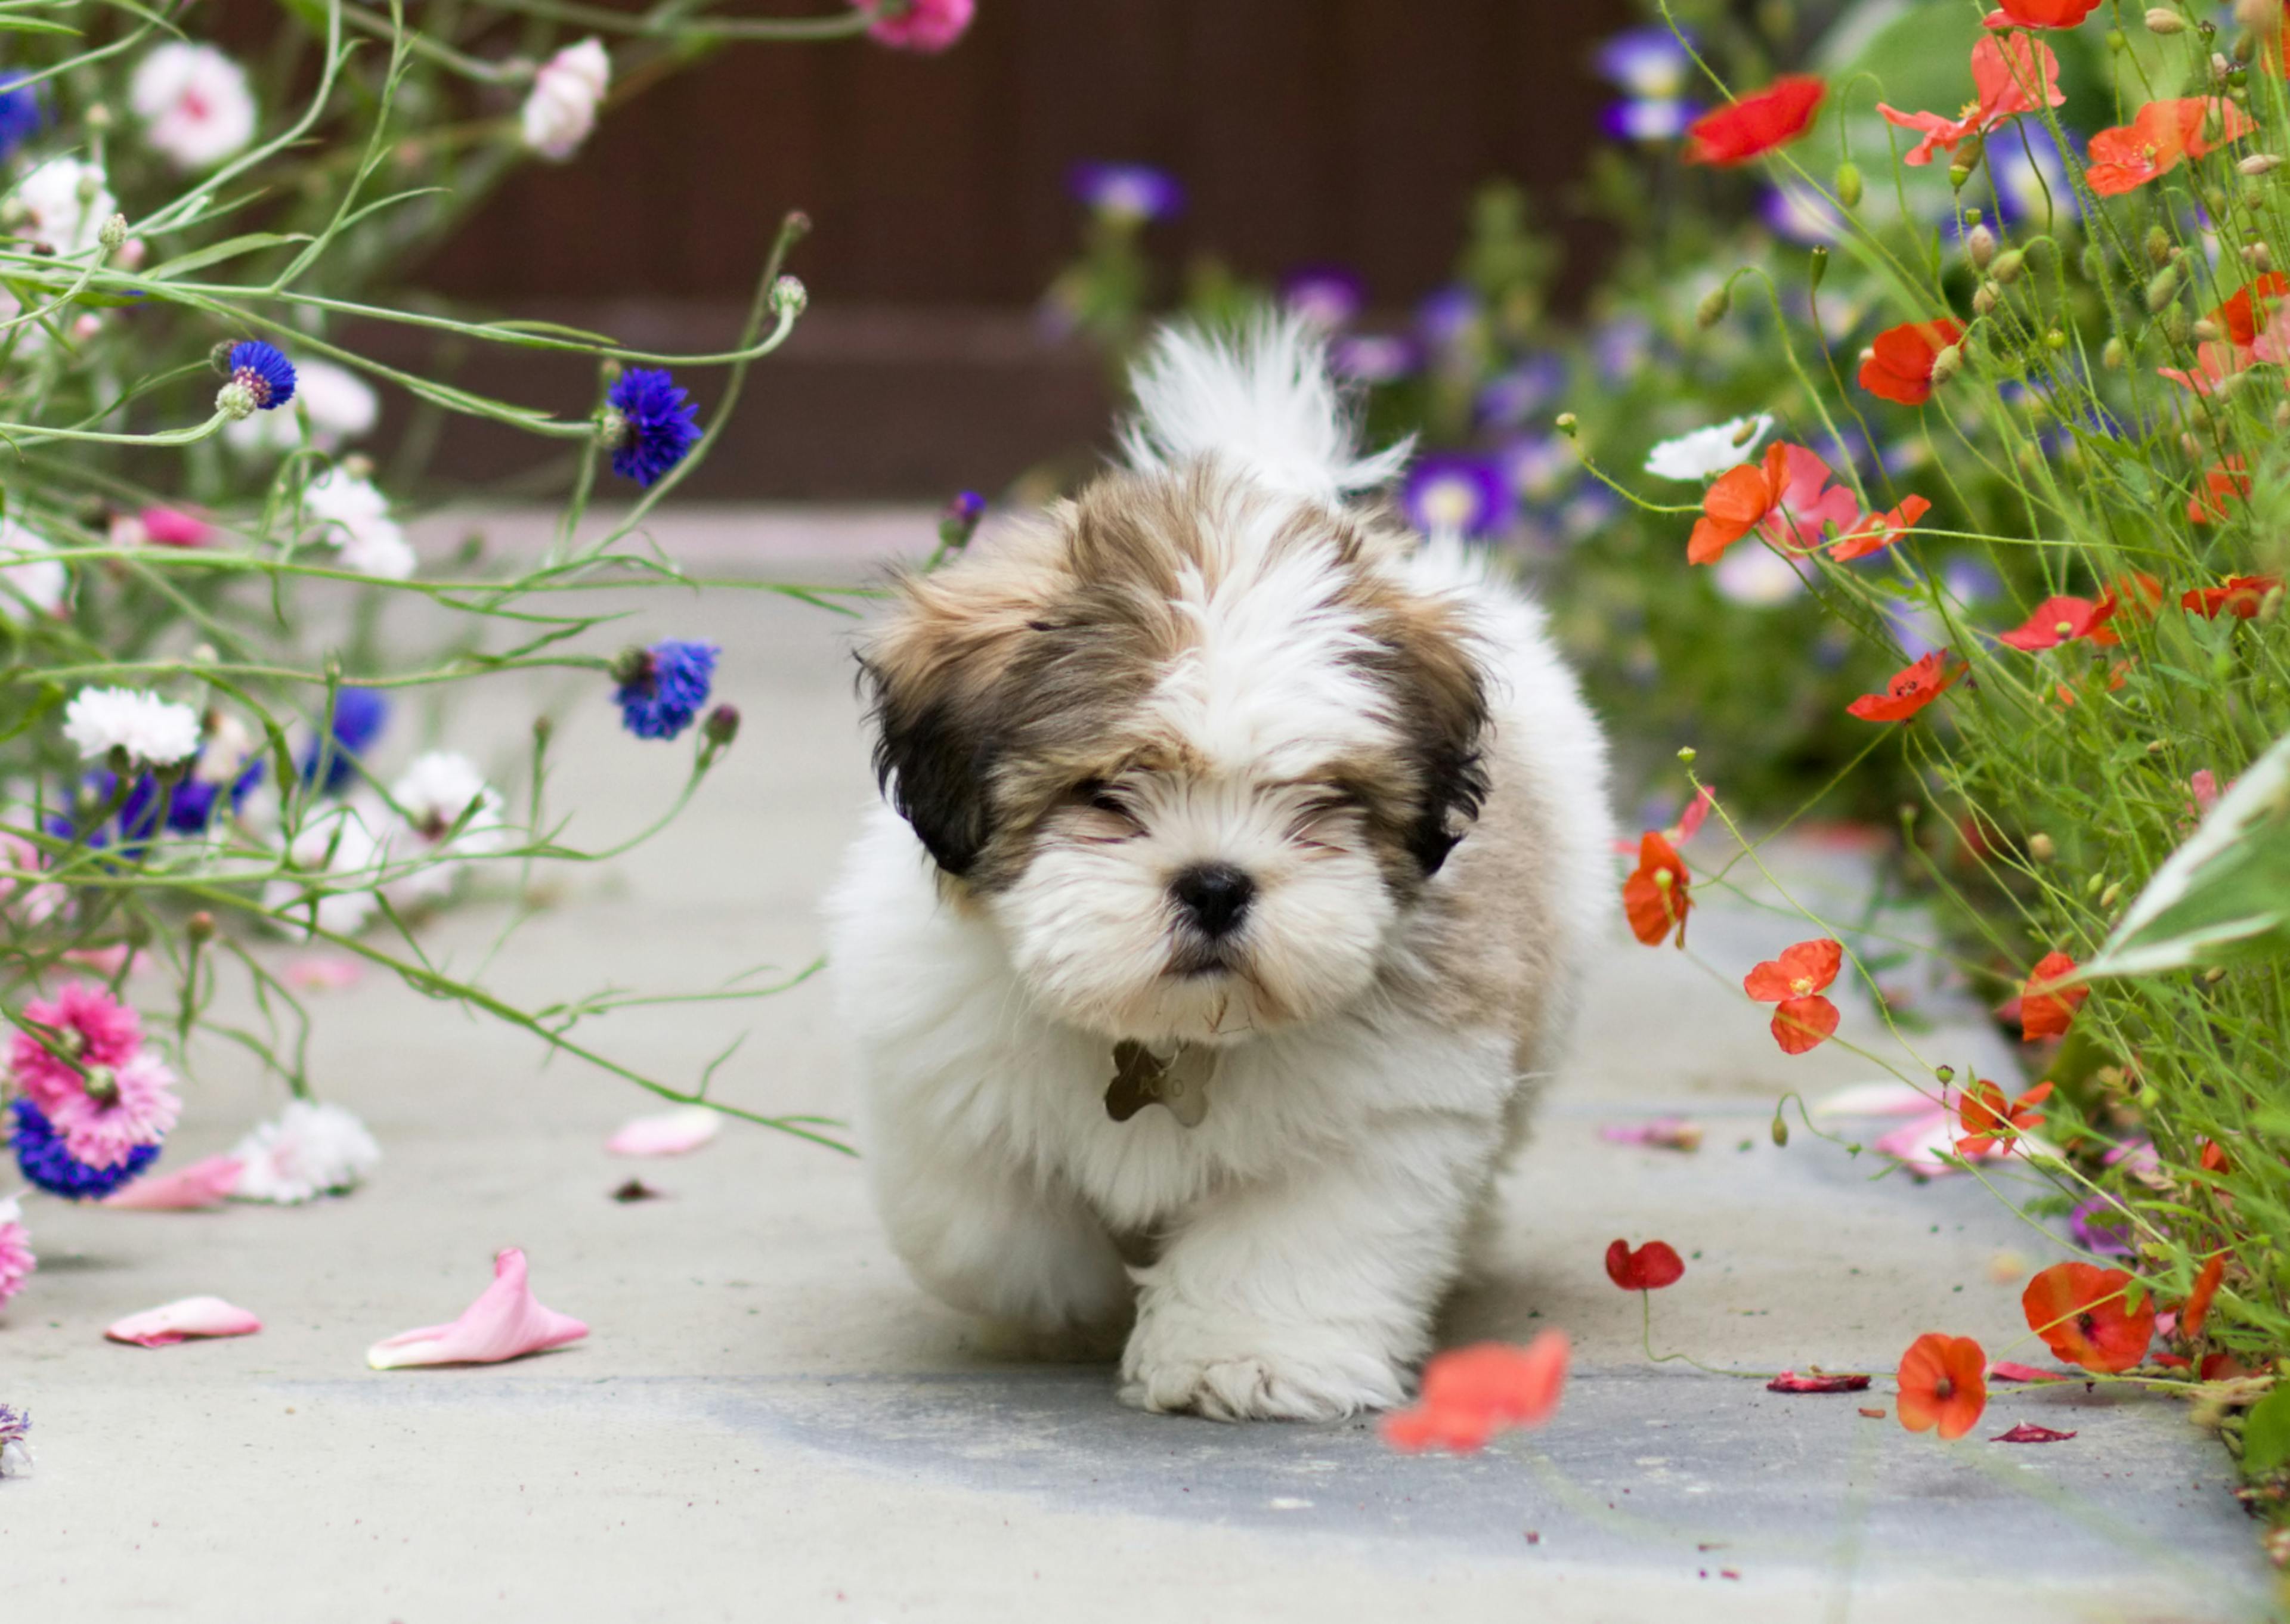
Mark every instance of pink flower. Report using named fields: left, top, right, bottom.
left=105, top=1296, right=262, bottom=1347
left=856, top=0, right=973, bottom=52
left=366, top=1247, right=589, bottom=1369
left=0, top=1196, right=34, bottom=1309
left=101, top=1155, right=244, bottom=1211
left=38, top=1049, right=181, bottom=1170
left=2190, top=769, right=2221, bottom=815
left=138, top=507, right=211, bottom=547
left=10, top=981, right=146, bottom=1115
left=1755, top=444, right=1863, bottom=550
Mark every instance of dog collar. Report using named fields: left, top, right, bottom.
left=1105, top=1040, right=1217, bottom=1127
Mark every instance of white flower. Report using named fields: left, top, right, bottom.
left=63, top=687, right=202, bottom=766
left=129, top=43, right=258, bottom=171
left=0, top=520, right=65, bottom=621
left=520, top=38, right=608, bottom=162
left=16, top=158, right=117, bottom=258
left=1644, top=415, right=1775, bottom=483
left=1712, top=543, right=1808, bottom=608
left=263, top=802, right=384, bottom=936
left=302, top=467, right=416, bottom=580
left=193, top=712, right=258, bottom=786
left=224, top=358, right=379, bottom=455
left=230, top=1100, right=381, bottom=1204
left=379, top=752, right=506, bottom=907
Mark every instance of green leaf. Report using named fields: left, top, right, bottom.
left=2242, top=1386, right=2290, bottom=1475
left=141, top=232, right=308, bottom=282
left=0, top=15, right=81, bottom=33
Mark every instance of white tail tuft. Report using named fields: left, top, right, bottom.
left=1120, top=315, right=1412, bottom=505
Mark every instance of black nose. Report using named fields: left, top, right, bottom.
left=1171, top=863, right=1255, bottom=938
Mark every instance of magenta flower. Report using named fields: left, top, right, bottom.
left=0, top=1196, right=33, bottom=1309
left=37, top=1050, right=181, bottom=1170
left=855, top=0, right=973, bottom=53
left=10, top=980, right=144, bottom=1115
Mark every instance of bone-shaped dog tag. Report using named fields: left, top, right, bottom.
left=1105, top=1042, right=1215, bottom=1127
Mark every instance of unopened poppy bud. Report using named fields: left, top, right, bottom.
left=2239, top=0, right=2282, bottom=30
left=2147, top=738, right=2170, bottom=755
left=1973, top=283, right=1999, bottom=317
left=2084, top=872, right=2105, bottom=897
left=1696, top=284, right=1731, bottom=328
left=1948, top=136, right=1984, bottom=190
left=2274, top=399, right=2290, bottom=429
left=2182, top=430, right=2205, bottom=459
left=1554, top=411, right=1578, bottom=438
left=1935, top=1064, right=1955, bottom=1084
left=1964, top=223, right=1997, bottom=270
left=2044, top=327, right=2066, bottom=351
left=2146, top=6, right=2185, bottom=29
left=2100, top=881, right=2123, bottom=909
left=2240, top=153, right=2283, bottom=175
left=2081, top=244, right=2107, bottom=282
left=2261, top=584, right=2285, bottom=622
left=1992, top=249, right=2026, bottom=286
left=187, top=911, right=215, bottom=944
left=2145, top=225, right=2173, bottom=267
left=2203, top=965, right=2230, bottom=984
left=2164, top=306, right=2192, bottom=345
left=2194, top=317, right=2223, bottom=342
left=1809, top=244, right=1828, bottom=290
left=2248, top=242, right=2275, bottom=272
left=1771, top=1114, right=1790, bottom=1147
left=2146, top=265, right=2181, bottom=311
left=2106, top=27, right=2127, bottom=50
left=1929, top=343, right=1963, bottom=385
left=702, top=702, right=741, bottom=748
left=2028, top=832, right=2056, bottom=861
left=1834, top=162, right=1863, bottom=209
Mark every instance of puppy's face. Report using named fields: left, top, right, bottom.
left=861, top=466, right=1487, bottom=1046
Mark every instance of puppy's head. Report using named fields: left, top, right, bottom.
left=860, top=464, right=1487, bottom=1046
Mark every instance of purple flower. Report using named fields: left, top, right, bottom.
left=939, top=491, right=985, bottom=551
left=1591, top=315, right=1653, bottom=383
left=1499, top=433, right=1575, bottom=501
left=1763, top=183, right=1845, bottom=246
left=1595, top=26, right=1692, bottom=100
left=1477, top=357, right=1567, bottom=427
left=2069, top=1197, right=2138, bottom=1258
left=1416, top=285, right=1479, bottom=351
left=1991, top=122, right=2078, bottom=229
left=227, top=341, right=296, bottom=411
left=1605, top=100, right=1698, bottom=141
left=614, top=640, right=719, bottom=741
left=1067, top=162, right=1184, bottom=222
left=1403, top=454, right=1515, bottom=539
left=1280, top=264, right=1367, bottom=330
left=605, top=368, right=701, bottom=488
left=1329, top=333, right=1420, bottom=385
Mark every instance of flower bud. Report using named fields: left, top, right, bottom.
left=1973, top=282, right=2000, bottom=317
left=1554, top=411, right=1578, bottom=438
left=2248, top=241, right=2275, bottom=272
left=2100, top=881, right=2124, bottom=909
left=1948, top=135, right=1985, bottom=190
left=2145, top=264, right=2181, bottom=311
left=702, top=703, right=740, bottom=748
left=1771, top=1113, right=1790, bottom=1147
left=2145, top=225, right=2174, bottom=267
left=769, top=274, right=808, bottom=319
left=2213, top=50, right=2235, bottom=83
left=1695, top=284, right=1731, bottom=328
left=533, top=714, right=555, bottom=747
left=2028, top=832, right=2056, bottom=861
left=208, top=339, right=237, bottom=376
left=2182, top=430, right=2205, bottom=459
left=85, top=102, right=112, bottom=131
left=1929, top=344, right=1963, bottom=385
left=2194, top=317, right=2223, bottom=342
left=2275, top=399, right=2290, bottom=430
left=1935, top=1064, right=1956, bottom=1084
left=1835, top=161, right=1863, bottom=208
left=2044, top=327, right=2066, bottom=351
left=2241, top=152, right=2283, bottom=175
left=1809, top=244, right=1828, bottom=291
left=1965, top=222, right=1997, bottom=269
left=2146, top=6, right=2185, bottom=30
left=1676, top=746, right=1697, bottom=764
left=2239, top=0, right=2283, bottom=30
left=2081, top=244, right=2108, bottom=282
left=215, top=380, right=257, bottom=420
left=1992, top=248, right=2025, bottom=284
left=2106, top=27, right=2127, bottom=50
left=2203, top=965, right=2230, bottom=984
left=97, top=213, right=126, bottom=254
left=187, top=911, right=215, bottom=944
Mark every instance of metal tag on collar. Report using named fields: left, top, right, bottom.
left=1106, top=1040, right=1215, bottom=1127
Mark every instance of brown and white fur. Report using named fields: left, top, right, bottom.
left=825, top=317, right=1613, bottom=1421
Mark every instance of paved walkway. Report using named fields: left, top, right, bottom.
left=0, top=511, right=2272, bottom=1621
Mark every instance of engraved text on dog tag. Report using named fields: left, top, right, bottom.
left=1105, top=1041, right=1215, bottom=1127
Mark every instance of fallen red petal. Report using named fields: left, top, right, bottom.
left=1767, top=1370, right=1873, bottom=1393
left=1990, top=1423, right=2078, bottom=1443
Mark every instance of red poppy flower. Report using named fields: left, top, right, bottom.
left=2018, top=951, right=2087, bottom=1042
left=1981, top=0, right=2102, bottom=24
left=2181, top=575, right=2281, bottom=619
left=2188, top=457, right=2250, bottom=525
left=2085, top=99, right=2257, bottom=197
left=2215, top=272, right=2289, bottom=346
left=1955, top=1077, right=2051, bottom=1154
left=2202, top=1352, right=2254, bottom=1381
left=1622, top=830, right=1691, bottom=947
left=2182, top=1253, right=2226, bottom=1341
left=2022, top=1262, right=2155, bottom=1373
left=1743, top=938, right=1845, bottom=1055
left=1846, top=650, right=1963, bottom=721
left=1878, top=35, right=2065, bottom=166
left=1830, top=494, right=1932, bottom=562
left=1381, top=1332, right=1569, bottom=1453
left=2101, top=571, right=2164, bottom=623
left=1684, top=75, right=1826, bottom=166
left=1605, top=1238, right=1686, bottom=1291
left=2201, top=1138, right=2233, bottom=1174
left=1997, top=594, right=2116, bottom=651
left=1859, top=320, right=1965, bottom=405
left=1686, top=442, right=1856, bottom=564
left=1896, top=1333, right=1987, bottom=1440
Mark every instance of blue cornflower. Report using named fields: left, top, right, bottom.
left=47, top=769, right=164, bottom=854
left=938, top=490, right=985, bottom=551
left=10, top=1098, right=160, bottom=1200
left=0, top=79, right=48, bottom=162
left=165, top=754, right=264, bottom=833
left=1595, top=26, right=1698, bottom=144
left=228, top=340, right=297, bottom=411
left=1476, top=357, right=1567, bottom=427
left=1067, top=162, right=1185, bottom=223
left=1329, top=333, right=1421, bottom=385
left=614, top=640, right=719, bottom=740
left=1402, top=454, right=1517, bottom=540
left=605, top=369, right=702, bottom=488
left=299, top=687, right=388, bottom=796
left=1416, top=286, right=1479, bottom=352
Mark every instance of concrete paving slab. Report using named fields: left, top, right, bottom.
left=0, top=512, right=2274, bottom=1622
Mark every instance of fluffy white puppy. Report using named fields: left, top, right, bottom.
left=825, top=317, right=1613, bottom=1421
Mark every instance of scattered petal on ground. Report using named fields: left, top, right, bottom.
left=1988, top=1360, right=2073, bottom=1383
left=105, top=1296, right=262, bottom=1347
left=1381, top=1332, right=1570, bottom=1453
left=101, top=1156, right=243, bottom=1210
left=605, top=1106, right=720, bottom=1157
left=1768, top=1370, right=1872, bottom=1393
left=366, top=1247, right=588, bottom=1370
left=1991, top=1423, right=2077, bottom=1443
left=1598, top=1118, right=1703, bottom=1151
left=283, top=954, right=366, bottom=992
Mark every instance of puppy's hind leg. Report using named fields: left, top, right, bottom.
left=869, top=1128, right=1134, bottom=1346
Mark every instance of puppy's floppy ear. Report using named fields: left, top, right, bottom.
left=1369, top=597, right=1491, bottom=877
left=858, top=648, right=998, bottom=878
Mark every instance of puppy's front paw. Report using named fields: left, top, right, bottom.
left=1119, top=1306, right=1406, bottom=1422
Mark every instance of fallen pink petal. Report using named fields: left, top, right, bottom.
left=366, top=1247, right=588, bottom=1369
left=606, top=1105, right=720, bottom=1157
left=100, top=1157, right=245, bottom=1211
left=1598, top=1117, right=1704, bottom=1152
left=282, top=954, right=366, bottom=993
left=1814, top=1081, right=1944, bottom=1118
left=1991, top=1423, right=2078, bottom=1443
left=1766, top=1370, right=1872, bottom=1393
left=1988, top=1360, right=2073, bottom=1383
left=105, top=1296, right=262, bottom=1347
left=61, top=945, right=150, bottom=977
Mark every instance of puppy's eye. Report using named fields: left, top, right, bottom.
left=1069, top=780, right=1141, bottom=825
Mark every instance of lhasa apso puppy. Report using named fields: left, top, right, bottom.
left=826, top=317, right=1613, bottom=1421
